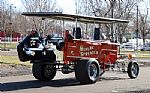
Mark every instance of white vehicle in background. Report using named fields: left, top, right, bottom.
left=141, top=44, right=150, bottom=51
left=121, top=39, right=143, bottom=50
left=121, top=42, right=136, bottom=50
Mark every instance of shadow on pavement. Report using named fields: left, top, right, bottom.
left=0, top=76, right=127, bottom=92
left=0, top=78, right=79, bottom=92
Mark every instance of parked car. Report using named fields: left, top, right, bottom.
left=141, top=44, right=150, bottom=51
left=121, top=42, right=136, bottom=50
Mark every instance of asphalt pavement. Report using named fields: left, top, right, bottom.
left=1, top=67, right=150, bottom=93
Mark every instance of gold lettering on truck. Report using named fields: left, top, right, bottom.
left=80, top=46, right=98, bottom=56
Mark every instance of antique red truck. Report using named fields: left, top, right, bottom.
left=17, top=12, right=139, bottom=84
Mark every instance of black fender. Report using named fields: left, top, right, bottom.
left=17, top=35, right=31, bottom=62
left=17, top=42, right=31, bottom=62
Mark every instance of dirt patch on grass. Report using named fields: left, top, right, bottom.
left=0, top=63, right=32, bottom=77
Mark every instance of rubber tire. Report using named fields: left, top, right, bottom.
left=127, top=62, right=139, bottom=79
left=32, top=63, right=56, bottom=81
left=75, top=59, right=100, bottom=84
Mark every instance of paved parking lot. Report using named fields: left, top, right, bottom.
left=1, top=67, right=150, bottom=93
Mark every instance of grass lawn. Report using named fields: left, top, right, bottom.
left=120, top=50, right=150, bottom=58
left=0, top=55, right=31, bottom=67
left=0, top=43, right=18, bottom=49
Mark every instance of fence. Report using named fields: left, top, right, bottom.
left=0, top=37, right=22, bottom=43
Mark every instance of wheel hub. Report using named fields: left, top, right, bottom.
left=131, top=64, right=138, bottom=77
left=45, top=65, right=53, bottom=77
left=89, top=63, right=98, bottom=80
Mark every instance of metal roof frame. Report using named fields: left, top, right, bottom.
left=22, top=12, right=129, bottom=24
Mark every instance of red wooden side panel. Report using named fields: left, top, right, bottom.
left=66, top=40, right=100, bottom=59
left=63, top=39, right=118, bottom=65
left=98, top=42, right=118, bottom=64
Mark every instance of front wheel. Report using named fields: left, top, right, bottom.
left=127, top=62, right=139, bottom=79
left=75, top=59, right=100, bottom=84
left=32, top=63, right=56, bottom=81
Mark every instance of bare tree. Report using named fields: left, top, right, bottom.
left=0, top=0, right=11, bottom=36
left=77, top=0, right=143, bottom=42
left=21, top=0, right=62, bottom=36
left=22, top=0, right=57, bottom=12
left=139, top=8, right=149, bottom=45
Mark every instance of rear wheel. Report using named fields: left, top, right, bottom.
left=32, top=63, right=56, bottom=81
left=75, top=59, right=100, bottom=84
left=127, top=62, right=139, bottom=79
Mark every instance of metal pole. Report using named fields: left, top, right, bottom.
left=136, top=6, right=139, bottom=50
left=10, top=4, right=13, bottom=43
left=3, top=0, right=6, bottom=50
left=111, top=0, right=114, bottom=41
left=85, top=23, right=87, bottom=39
left=62, top=20, right=64, bottom=37
left=42, top=18, right=45, bottom=37
left=118, top=0, right=121, bottom=43
left=75, top=0, right=77, bottom=14
left=24, top=15, right=27, bottom=36
left=74, top=18, right=78, bottom=37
